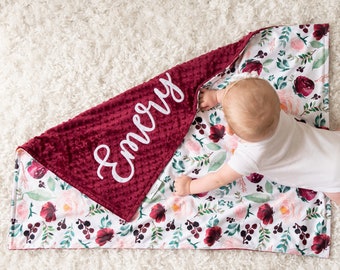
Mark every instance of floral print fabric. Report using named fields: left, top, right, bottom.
left=9, top=24, right=332, bottom=257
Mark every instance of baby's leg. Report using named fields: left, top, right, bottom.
left=325, top=192, right=340, bottom=205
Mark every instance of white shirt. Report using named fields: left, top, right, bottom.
left=228, top=110, right=340, bottom=193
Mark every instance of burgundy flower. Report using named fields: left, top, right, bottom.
left=241, top=60, right=263, bottom=75
left=95, top=228, right=114, bottom=246
left=40, top=202, right=56, bottom=222
left=27, top=160, right=47, bottom=179
left=209, top=124, right=225, bottom=143
left=313, top=24, right=329, bottom=41
left=246, top=173, right=264, bottom=183
left=204, top=226, right=222, bottom=247
left=294, top=76, right=314, bottom=97
left=149, top=203, right=166, bottom=223
left=297, top=188, right=317, bottom=201
left=257, top=203, right=274, bottom=225
left=311, top=234, right=330, bottom=254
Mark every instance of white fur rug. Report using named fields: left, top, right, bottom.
left=1, top=1, right=339, bottom=269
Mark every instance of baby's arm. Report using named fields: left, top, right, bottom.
left=199, top=88, right=226, bottom=111
left=174, top=163, right=242, bottom=196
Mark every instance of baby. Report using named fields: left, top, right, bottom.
left=174, top=77, right=340, bottom=205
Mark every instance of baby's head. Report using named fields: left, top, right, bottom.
left=222, top=77, right=280, bottom=142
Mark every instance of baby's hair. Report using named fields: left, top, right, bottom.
left=222, top=76, right=281, bottom=142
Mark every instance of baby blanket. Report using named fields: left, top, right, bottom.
left=9, top=24, right=332, bottom=257
left=17, top=30, right=256, bottom=222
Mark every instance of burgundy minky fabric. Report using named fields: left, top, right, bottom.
left=20, top=29, right=260, bottom=221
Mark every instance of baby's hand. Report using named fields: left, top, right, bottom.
left=199, top=88, right=219, bottom=111
left=174, top=175, right=192, bottom=196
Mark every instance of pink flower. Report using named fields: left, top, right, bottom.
left=16, top=201, right=29, bottom=221
left=167, top=196, right=195, bottom=220
left=234, top=204, right=247, bottom=220
left=223, top=237, right=243, bottom=248
left=272, top=194, right=304, bottom=223
left=290, top=37, right=305, bottom=51
left=276, top=90, right=302, bottom=115
left=186, top=138, right=201, bottom=154
left=279, top=200, right=295, bottom=220
left=56, top=189, right=87, bottom=216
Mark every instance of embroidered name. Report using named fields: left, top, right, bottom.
left=93, top=72, right=184, bottom=183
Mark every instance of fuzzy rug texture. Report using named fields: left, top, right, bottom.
left=1, top=1, right=340, bottom=270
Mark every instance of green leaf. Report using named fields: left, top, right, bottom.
left=245, top=203, right=254, bottom=219
left=172, top=158, right=185, bottom=173
left=184, top=154, right=212, bottom=167
left=225, top=222, right=240, bottom=236
left=303, top=207, right=321, bottom=220
left=312, top=49, right=329, bottom=69
left=274, top=76, right=287, bottom=90
left=24, top=189, right=54, bottom=201
left=276, top=229, right=291, bottom=253
left=78, top=239, right=91, bottom=248
left=88, top=204, right=107, bottom=216
left=263, top=67, right=269, bottom=73
left=60, top=225, right=74, bottom=248
left=209, top=111, right=221, bottom=126
left=9, top=223, right=23, bottom=237
left=295, top=244, right=307, bottom=255
left=257, top=226, right=271, bottom=250
left=219, top=182, right=234, bottom=196
left=208, top=151, right=226, bottom=172
left=100, top=215, right=112, bottom=229
left=297, top=51, right=314, bottom=65
left=169, top=226, right=183, bottom=249
left=258, top=28, right=273, bottom=46
left=263, top=59, right=274, bottom=66
left=207, top=215, right=219, bottom=227
left=206, top=143, right=221, bottom=151
left=47, top=177, right=56, bottom=192
left=265, top=181, right=273, bottom=194
left=117, top=224, right=132, bottom=236
left=315, top=221, right=327, bottom=235
left=197, top=203, right=224, bottom=216
left=244, top=193, right=271, bottom=203
left=151, top=227, right=163, bottom=242
left=278, top=185, right=291, bottom=193
left=276, top=58, right=290, bottom=71
left=41, top=225, right=55, bottom=245
left=310, top=40, right=324, bottom=48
